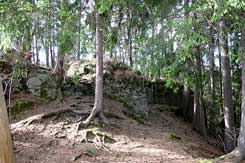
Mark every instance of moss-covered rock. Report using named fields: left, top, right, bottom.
left=26, top=74, right=57, bottom=101
left=11, top=100, right=33, bottom=115
left=64, top=59, right=149, bottom=121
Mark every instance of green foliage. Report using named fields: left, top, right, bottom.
left=11, top=100, right=33, bottom=115
left=169, top=133, right=182, bottom=141
left=0, top=0, right=244, bottom=142
left=84, top=148, right=98, bottom=157
left=97, top=0, right=125, bottom=14
left=199, top=159, right=213, bottom=163
left=71, top=71, right=81, bottom=85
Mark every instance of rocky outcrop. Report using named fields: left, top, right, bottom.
left=66, top=60, right=149, bottom=120
left=27, top=74, right=57, bottom=101
left=65, top=60, right=191, bottom=121
left=1, top=59, right=188, bottom=119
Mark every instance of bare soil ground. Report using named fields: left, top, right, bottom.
left=11, top=95, right=223, bottom=163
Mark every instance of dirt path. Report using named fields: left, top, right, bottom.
left=11, top=96, right=223, bottom=163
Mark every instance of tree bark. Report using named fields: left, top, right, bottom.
left=219, top=18, right=235, bottom=152
left=235, top=29, right=245, bottom=160
left=51, top=1, right=56, bottom=68
left=35, top=17, right=40, bottom=66
left=209, top=26, right=216, bottom=135
left=193, top=45, right=207, bottom=137
left=236, top=30, right=245, bottom=160
left=45, top=45, right=50, bottom=67
left=54, top=48, right=64, bottom=102
left=0, top=78, right=15, bottom=163
left=181, top=0, right=192, bottom=121
left=82, top=11, right=109, bottom=126
left=77, top=0, right=82, bottom=60
left=218, top=35, right=223, bottom=118
left=127, top=3, right=133, bottom=67
left=182, top=85, right=191, bottom=120
left=50, top=46, right=55, bottom=68
left=214, top=27, right=245, bottom=163
left=192, top=12, right=207, bottom=137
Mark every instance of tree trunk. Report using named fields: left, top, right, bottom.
left=82, top=11, right=108, bottom=126
left=0, top=79, right=15, bottom=163
left=192, top=11, right=207, bottom=137
left=127, top=4, right=133, bottom=67
left=209, top=26, right=216, bottom=135
left=54, top=49, right=64, bottom=102
left=214, top=28, right=245, bottom=163
left=182, top=84, right=191, bottom=121
left=35, top=18, right=40, bottom=66
left=129, top=30, right=132, bottom=67
left=236, top=30, right=245, bottom=160
left=218, top=35, right=223, bottom=118
left=51, top=3, right=56, bottom=68
left=110, top=46, right=113, bottom=59
left=35, top=34, right=39, bottom=66
left=45, top=45, right=50, bottom=67
left=182, top=0, right=191, bottom=121
left=77, top=0, right=81, bottom=60
left=219, top=18, right=235, bottom=152
left=193, top=45, right=207, bottom=137
left=50, top=46, right=55, bottom=68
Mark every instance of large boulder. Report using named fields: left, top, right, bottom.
left=104, top=80, right=148, bottom=122
left=66, top=60, right=96, bottom=77
left=27, top=74, right=57, bottom=101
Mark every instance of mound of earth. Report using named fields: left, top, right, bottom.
left=11, top=95, right=223, bottom=163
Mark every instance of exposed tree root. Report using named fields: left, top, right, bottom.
left=11, top=108, right=73, bottom=129
left=214, top=148, right=244, bottom=163
left=78, top=106, right=109, bottom=129
left=55, top=88, right=64, bottom=104
left=75, top=127, right=116, bottom=152
left=11, top=107, right=105, bottom=130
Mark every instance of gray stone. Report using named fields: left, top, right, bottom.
left=27, top=74, right=57, bottom=100
left=65, top=60, right=149, bottom=119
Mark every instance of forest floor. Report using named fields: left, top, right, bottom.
left=10, top=94, right=224, bottom=163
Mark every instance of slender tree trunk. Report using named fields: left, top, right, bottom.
left=218, top=36, right=223, bottom=117
left=219, top=18, right=235, bottom=152
left=129, top=31, right=132, bottom=67
left=32, top=45, right=35, bottom=63
left=0, top=79, right=15, bottom=163
left=54, top=48, right=64, bottom=102
left=77, top=0, right=81, bottom=60
left=209, top=26, right=216, bottom=135
left=45, top=45, right=50, bottom=67
left=236, top=30, right=245, bottom=160
left=35, top=34, right=39, bottom=66
left=193, top=45, right=207, bottom=137
left=82, top=12, right=109, bottom=126
left=119, top=37, right=121, bottom=61
left=35, top=20, right=40, bottom=66
left=182, top=84, right=191, bottom=120
left=150, top=15, right=155, bottom=79
left=36, top=50, right=39, bottom=66
left=182, top=0, right=191, bottom=121
left=110, top=45, right=113, bottom=59
left=192, top=12, right=207, bottom=137
left=127, top=5, right=133, bottom=67
left=51, top=46, right=55, bottom=68
left=117, top=7, right=123, bottom=61
left=51, top=3, right=56, bottom=68
left=50, top=47, right=55, bottom=68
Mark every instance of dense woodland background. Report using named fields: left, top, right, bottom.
left=0, top=0, right=245, bottom=162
